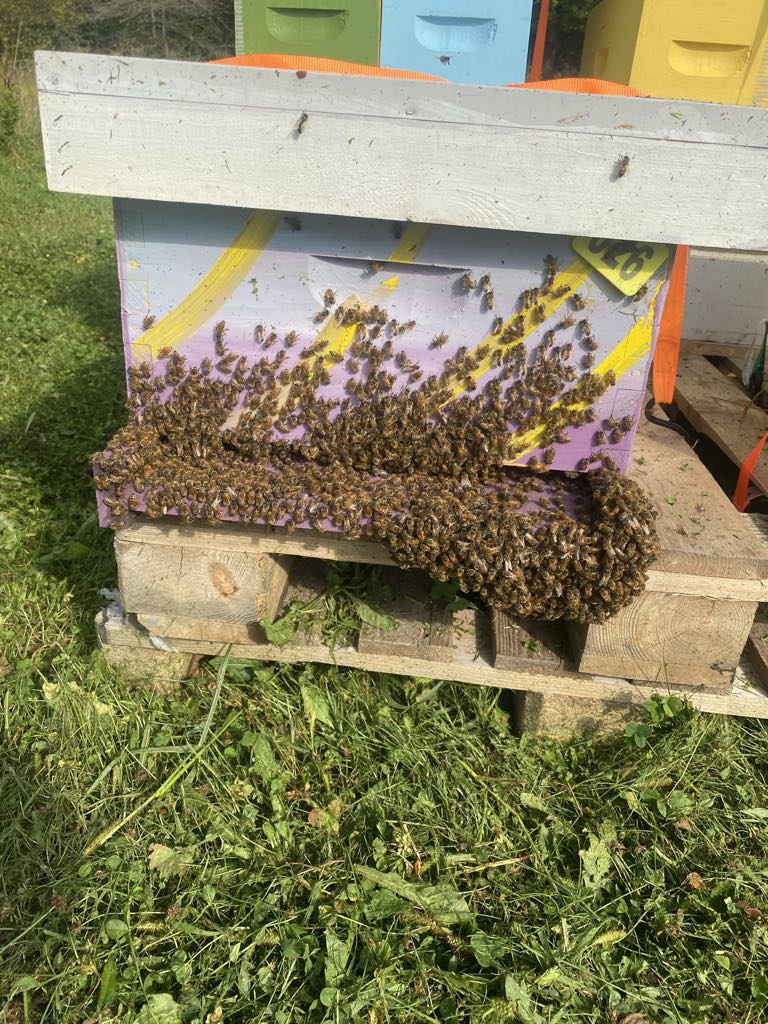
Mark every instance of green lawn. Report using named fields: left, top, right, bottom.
left=1, top=105, right=768, bottom=1024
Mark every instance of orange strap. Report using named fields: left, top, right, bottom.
left=733, top=431, right=768, bottom=511
left=652, top=245, right=689, bottom=404
left=529, top=0, right=551, bottom=82
left=211, top=52, right=444, bottom=80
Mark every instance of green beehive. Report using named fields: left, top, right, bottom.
left=234, top=0, right=381, bottom=64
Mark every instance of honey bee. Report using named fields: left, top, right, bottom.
left=611, top=427, right=627, bottom=443
left=295, top=111, right=309, bottom=134
left=489, top=316, right=503, bottom=335
left=544, top=254, right=559, bottom=272
left=460, top=272, right=476, bottom=291
left=485, top=289, right=495, bottom=310
left=543, top=447, right=556, bottom=465
left=265, top=331, right=278, bottom=348
left=576, top=458, right=590, bottom=471
left=431, top=332, right=448, bottom=349
left=347, top=358, right=360, bottom=373
left=400, top=320, right=416, bottom=333
left=619, top=415, right=633, bottom=431
left=369, top=261, right=385, bottom=273
left=558, top=314, right=575, bottom=330
left=582, top=353, right=595, bottom=368
left=328, top=350, right=344, bottom=363
left=551, top=285, right=570, bottom=299
left=594, top=430, right=607, bottom=445
left=616, top=154, right=630, bottom=178
left=157, top=345, right=173, bottom=358
left=533, top=303, right=545, bottom=322
left=324, top=288, right=337, bottom=306
left=633, top=284, right=648, bottom=301
left=218, top=352, right=237, bottom=372
left=142, top=314, right=156, bottom=330
left=128, top=494, right=141, bottom=511
left=314, top=308, right=330, bottom=323
left=345, top=379, right=358, bottom=394
left=109, top=520, right=127, bottom=530
left=285, top=331, right=298, bottom=347
left=570, top=293, right=586, bottom=310
left=214, top=320, right=227, bottom=354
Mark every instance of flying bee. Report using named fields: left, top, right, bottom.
left=558, top=314, right=576, bottom=330
left=142, top=313, right=156, bottom=330
left=570, top=293, right=586, bottom=310
left=369, top=261, right=385, bottom=273
left=460, top=272, right=476, bottom=291
left=284, top=331, right=298, bottom=347
left=616, top=154, right=630, bottom=178
left=633, top=284, right=648, bottom=301
left=432, top=331, right=448, bottom=349
left=314, top=308, right=329, bottom=323
left=157, top=345, right=173, bottom=358
left=214, top=320, right=227, bottom=353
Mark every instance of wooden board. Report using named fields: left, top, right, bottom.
left=96, top=599, right=768, bottom=719
left=491, top=610, right=566, bottom=673
left=572, top=591, right=756, bottom=689
left=745, top=623, right=768, bottom=690
left=357, top=569, right=453, bottom=662
left=630, top=411, right=768, bottom=581
left=674, top=354, right=768, bottom=495
left=35, top=51, right=768, bottom=248
left=116, top=528, right=292, bottom=638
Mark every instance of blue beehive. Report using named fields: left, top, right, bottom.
left=380, top=0, right=533, bottom=84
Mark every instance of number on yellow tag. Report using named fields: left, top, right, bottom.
left=572, top=237, right=671, bottom=296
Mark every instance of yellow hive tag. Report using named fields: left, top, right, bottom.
left=572, top=237, right=671, bottom=296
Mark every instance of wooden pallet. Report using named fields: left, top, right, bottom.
left=98, top=414, right=768, bottom=732
left=675, top=354, right=768, bottom=495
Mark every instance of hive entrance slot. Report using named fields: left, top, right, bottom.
left=266, top=7, right=348, bottom=44
left=413, top=15, right=497, bottom=54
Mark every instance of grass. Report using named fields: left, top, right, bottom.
left=1, top=89, right=768, bottom=1024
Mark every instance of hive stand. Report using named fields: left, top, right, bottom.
left=98, top=415, right=768, bottom=737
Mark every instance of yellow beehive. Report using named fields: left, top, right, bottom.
left=581, top=0, right=768, bottom=105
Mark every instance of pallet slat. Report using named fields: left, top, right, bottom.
left=357, top=569, right=453, bottom=663
left=97, top=600, right=768, bottom=719
left=674, top=355, right=768, bottom=495
left=491, top=611, right=565, bottom=674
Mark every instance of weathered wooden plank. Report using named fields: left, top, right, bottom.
left=745, top=623, right=768, bottom=690
left=96, top=601, right=768, bottom=718
left=35, top=51, right=768, bottom=248
left=572, top=592, right=756, bottom=689
left=357, top=569, right=453, bottom=662
left=491, top=610, right=566, bottom=673
left=674, top=354, right=768, bottom=495
left=631, top=411, right=768, bottom=581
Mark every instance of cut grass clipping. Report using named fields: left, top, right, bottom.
left=1, top=81, right=768, bottom=1024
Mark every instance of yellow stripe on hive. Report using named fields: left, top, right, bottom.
left=130, top=210, right=282, bottom=361
left=444, top=257, right=592, bottom=401
left=505, top=281, right=663, bottom=462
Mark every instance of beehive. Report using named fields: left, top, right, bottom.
left=379, top=0, right=533, bottom=84
left=234, top=0, right=381, bottom=64
left=581, top=0, right=768, bottom=104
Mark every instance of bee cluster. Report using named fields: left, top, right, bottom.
left=96, top=257, right=659, bottom=623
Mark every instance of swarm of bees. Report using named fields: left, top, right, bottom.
left=96, top=256, right=659, bottom=623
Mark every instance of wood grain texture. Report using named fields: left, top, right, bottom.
left=745, top=623, right=768, bottom=690
left=357, top=569, right=453, bottom=662
left=35, top=51, right=768, bottom=248
left=115, top=533, right=285, bottom=628
left=631, top=411, right=768, bottom=581
left=573, top=592, right=756, bottom=688
left=96, top=601, right=768, bottom=718
left=674, top=355, right=768, bottom=495
left=491, top=611, right=566, bottom=673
